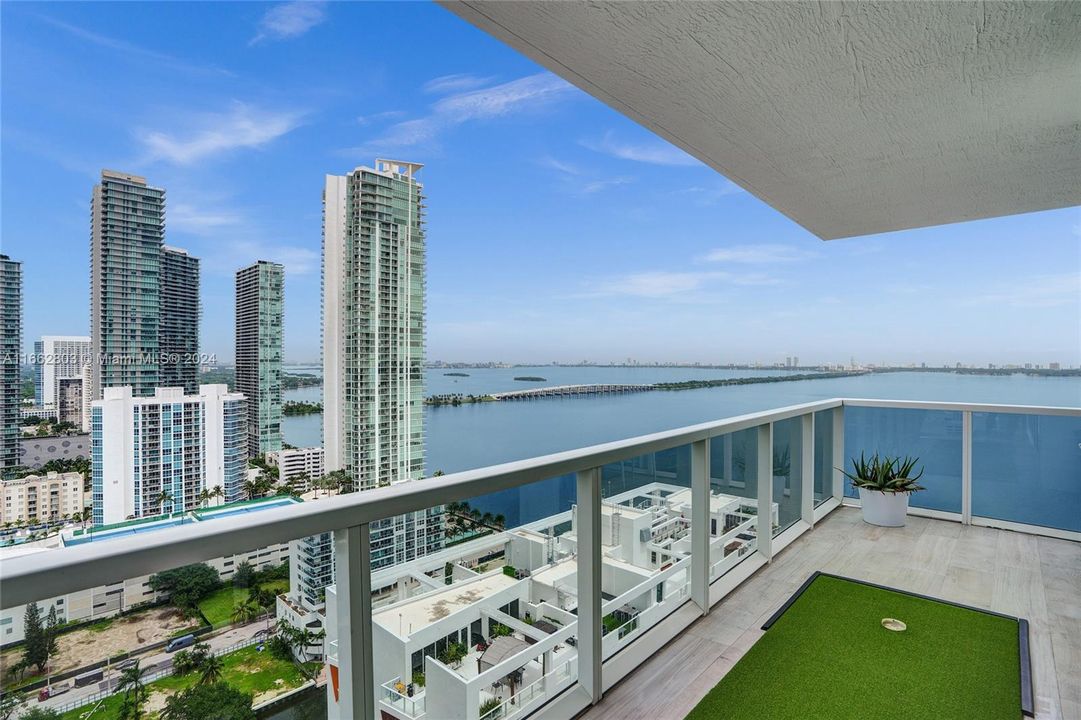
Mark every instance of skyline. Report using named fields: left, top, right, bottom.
left=2, top=2, right=1079, bottom=367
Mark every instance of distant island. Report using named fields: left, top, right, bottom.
left=283, top=401, right=322, bottom=415
left=444, top=372, right=470, bottom=377
left=514, top=376, right=547, bottom=382
left=425, top=393, right=496, bottom=406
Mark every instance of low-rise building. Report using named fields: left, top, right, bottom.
left=267, top=446, right=325, bottom=492
left=1, top=471, right=85, bottom=525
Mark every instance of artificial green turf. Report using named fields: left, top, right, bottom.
left=686, top=575, right=1021, bottom=720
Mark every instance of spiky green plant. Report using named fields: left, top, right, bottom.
left=840, top=452, right=925, bottom=494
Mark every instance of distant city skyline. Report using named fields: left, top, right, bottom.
left=2, top=2, right=1078, bottom=368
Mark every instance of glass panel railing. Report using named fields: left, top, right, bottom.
left=365, top=474, right=579, bottom=720
left=813, top=408, right=835, bottom=507
left=972, top=412, right=1081, bottom=533
left=772, top=417, right=803, bottom=534
left=844, top=407, right=962, bottom=514
left=707, top=428, right=762, bottom=581
left=0, top=532, right=315, bottom=720
left=599, top=444, right=692, bottom=660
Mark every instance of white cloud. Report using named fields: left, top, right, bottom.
left=251, top=1, right=326, bottom=45
left=537, top=156, right=582, bottom=176
left=539, top=156, right=633, bottom=195
left=36, top=14, right=231, bottom=76
left=205, top=239, right=319, bottom=276
left=346, top=73, right=576, bottom=154
left=356, top=110, right=406, bottom=126
left=702, top=244, right=818, bottom=264
left=965, top=273, right=1081, bottom=309
left=138, top=102, right=304, bottom=165
left=590, top=269, right=779, bottom=298
left=422, top=74, right=495, bottom=95
left=168, top=203, right=243, bottom=234
left=582, top=131, right=701, bottom=167
left=676, top=181, right=745, bottom=205
left=582, top=177, right=634, bottom=194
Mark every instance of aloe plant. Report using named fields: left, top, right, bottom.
left=841, top=452, right=925, bottom=494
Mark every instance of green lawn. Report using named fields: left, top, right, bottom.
left=197, top=579, right=290, bottom=627
left=62, top=644, right=313, bottom=720
left=687, top=575, right=1022, bottom=720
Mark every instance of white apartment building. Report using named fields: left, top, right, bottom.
left=91, top=385, right=247, bottom=526
left=0, top=471, right=85, bottom=525
left=267, top=446, right=325, bottom=492
left=32, top=335, right=91, bottom=409
left=322, top=481, right=772, bottom=720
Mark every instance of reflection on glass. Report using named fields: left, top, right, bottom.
left=360, top=475, right=579, bottom=720
left=844, top=407, right=963, bottom=513
left=972, top=413, right=1081, bottom=532
left=599, top=445, right=692, bottom=660
left=813, top=409, right=835, bottom=506
left=707, top=428, right=764, bottom=581
left=772, top=417, right=803, bottom=535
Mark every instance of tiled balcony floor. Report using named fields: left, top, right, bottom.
left=581, top=507, right=1081, bottom=720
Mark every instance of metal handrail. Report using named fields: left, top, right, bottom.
left=4, top=397, right=1077, bottom=608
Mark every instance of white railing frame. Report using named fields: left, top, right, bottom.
left=3, top=397, right=1078, bottom=720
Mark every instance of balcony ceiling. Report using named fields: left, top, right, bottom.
left=440, top=1, right=1081, bottom=240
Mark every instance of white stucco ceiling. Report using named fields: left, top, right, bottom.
left=440, top=1, right=1081, bottom=240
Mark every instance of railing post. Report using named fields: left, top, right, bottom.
left=691, top=438, right=711, bottom=614
left=334, top=524, right=374, bottom=720
left=962, top=410, right=972, bottom=525
left=576, top=467, right=603, bottom=704
left=757, top=423, right=773, bottom=562
left=801, top=412, right=814, bottom=527
left=832, top=405, right=845, bottom=501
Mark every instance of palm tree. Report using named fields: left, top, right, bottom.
left=211, top=485, right=224, bottom=506
left=243, top=480, right=261, bottom=501
left=231, top=600, right=260, bottom=625
left=116, top=659, right=148, bottom=719
left=154, top=490, right=173, bottom=516
left=198, top=488, right=210, bottom=508
left=198, top=654, right=224, bottom=685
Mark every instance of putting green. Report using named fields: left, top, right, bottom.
left=686, top=574, right=1022, bottom=720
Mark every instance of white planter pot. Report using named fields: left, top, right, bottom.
left=858, top=488, right=909, bottom=527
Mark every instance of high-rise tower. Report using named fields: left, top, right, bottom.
left=90, top=170, right=165, bottom=399
left=235, top=261, right=284, bottom=458
left=322, top=159, right=441, bottom=569
left=160, top=247, right=200, bottom=394
left=0, top=255, right=22, bottom=475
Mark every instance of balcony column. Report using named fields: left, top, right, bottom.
left=961, top=410, right=973, bottom=525
left=757, top=423, right=773, bottom=561
left=334, top=523, right=375, bottom=720
left=690, top=438, right=711, bottom=614
left=576, top=467, right=603, bottom=704
left=831, top=406, right=845, bottom=501
left=801, top=413, right=815, bottom=527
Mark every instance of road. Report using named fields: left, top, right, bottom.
left=31, top=619, right=273, bottom=714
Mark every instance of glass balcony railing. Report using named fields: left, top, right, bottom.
left=1, top=398, right=1076, bottom=720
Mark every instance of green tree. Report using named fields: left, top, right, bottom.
left=23, top=602, right=49, bottom=673
left=232, top=561, right=255, bottom=588
left=19, top=709, right=61, bottom=720
left=198, top=654, right=224, bottom=685
left=155, top=490, right=174, bottom=516
left=148, top=563, right=220, bottom=610
left=116, top=659, right=149, bottom=720
left=160, top=682, right=255, bottom=720
left=231, top=600, right=260, bottom=625
left=0, top=692, right=24, bottom=720
left=45, top=605, right=59, bottom=659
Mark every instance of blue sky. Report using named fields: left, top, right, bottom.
left=2, top=1, right=1078, bottom=367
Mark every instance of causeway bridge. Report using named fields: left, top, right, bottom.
left=491, top=384, right=655, bottom=401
